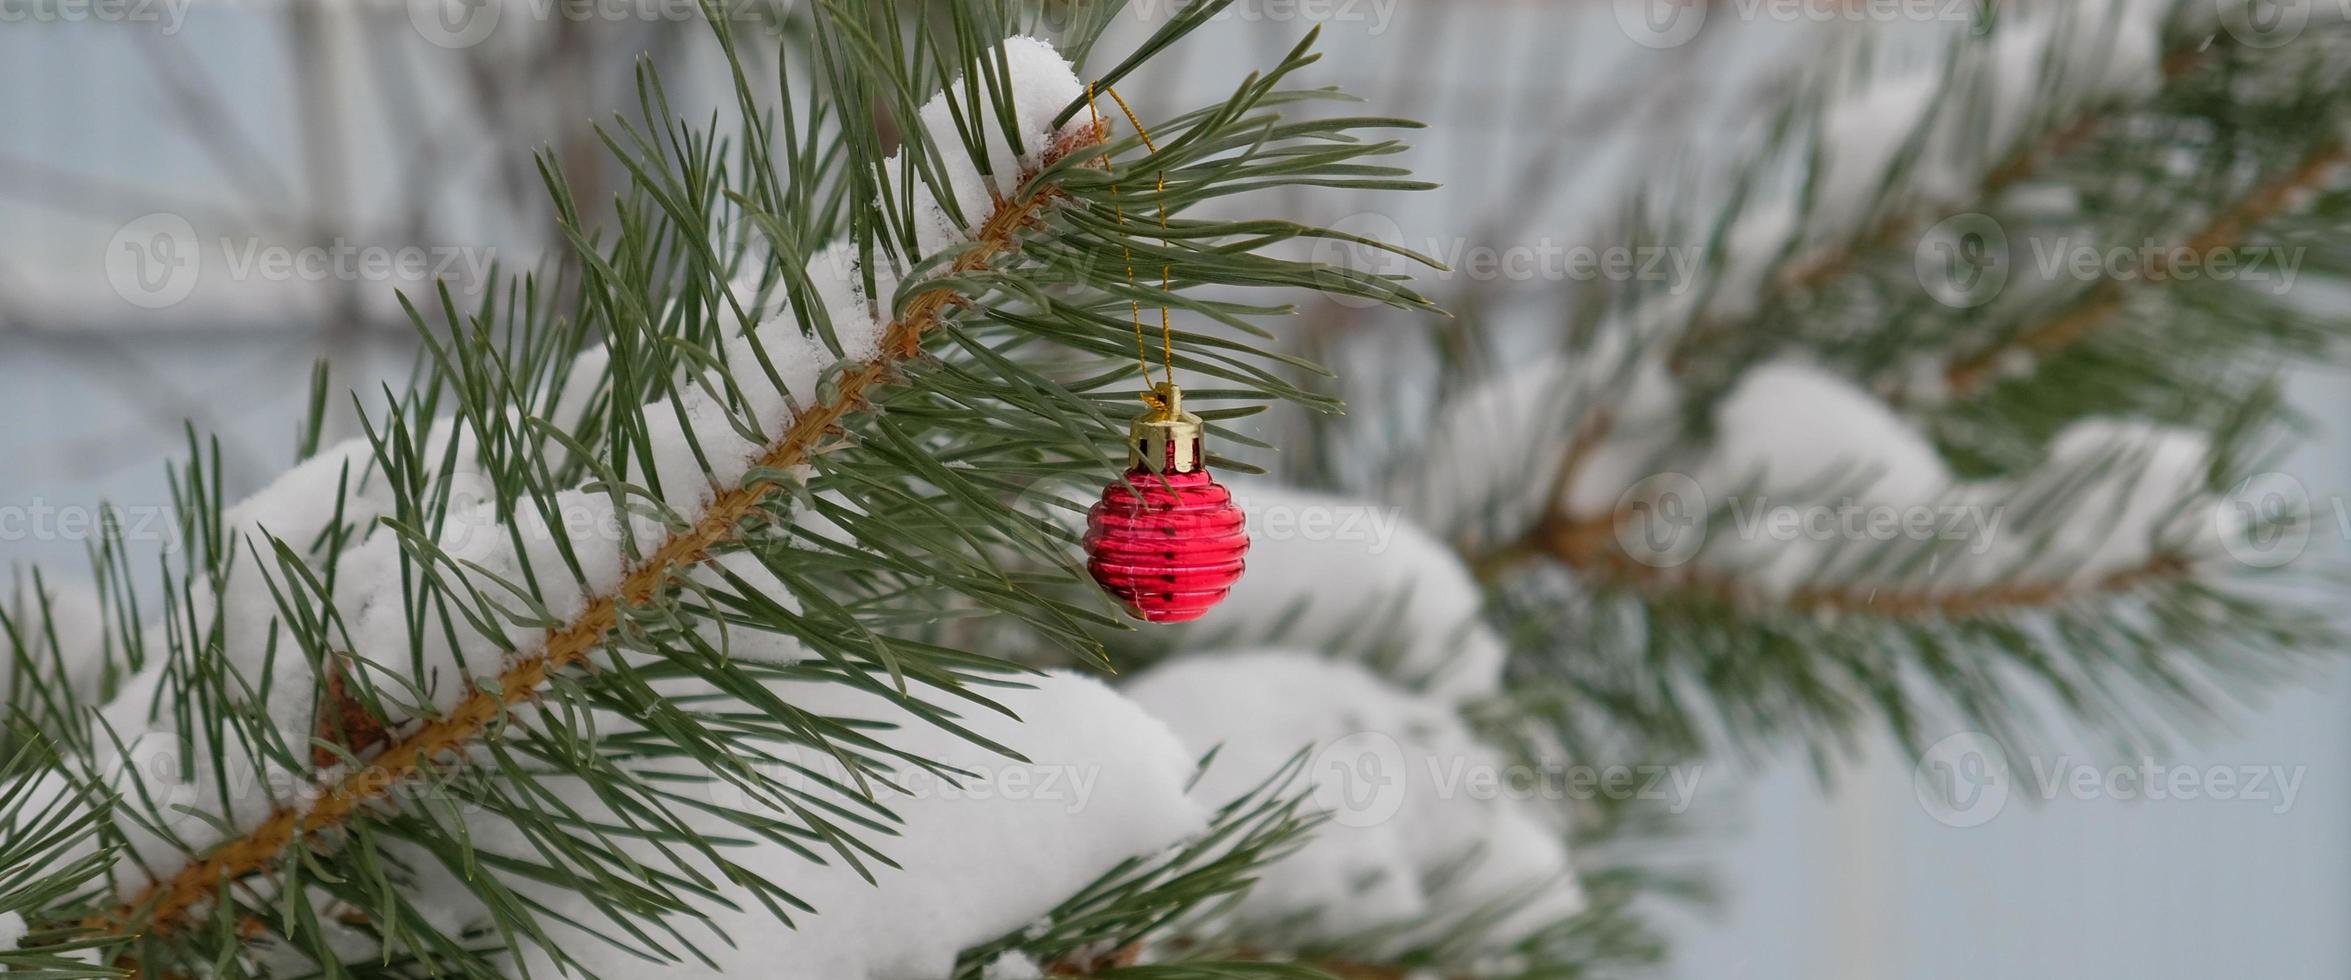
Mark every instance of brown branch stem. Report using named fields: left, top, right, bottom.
left=93, top=124, right=1104, bottom=952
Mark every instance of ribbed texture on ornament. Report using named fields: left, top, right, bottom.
left=1084, top=467, right=1249, bottom=623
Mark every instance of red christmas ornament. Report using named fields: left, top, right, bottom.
left=1085, top=383, right=1249, bottom=623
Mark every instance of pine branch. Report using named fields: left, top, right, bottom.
left=1942, top=137, right=2350, bottom=397
left=1460, top=372, right=2328, bottom=759
left=1771, top=40, right=2215, bottom=303
left=1480, top=396, right=2201, bottom=621
left=1526, top=506, right=2193, bottom=619
left=1664, top=23, right=2220, bottom=380
left=91, top=123, right=1107, bottom=946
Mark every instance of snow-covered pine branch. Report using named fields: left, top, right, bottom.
left=3, top=9, right=1440, bottom=975
left=1353, top=2, right=2348, bottom=760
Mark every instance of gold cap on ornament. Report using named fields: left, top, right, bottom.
left=1128, top=382, right=1205, bottom=474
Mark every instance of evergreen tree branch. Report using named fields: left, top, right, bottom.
left=1526, top=506, right=2193, bottom=619
left=1484, top=407, right=2200, bottom=621
left=1665, top=25, right=2221, bottom=381
left=1942, top=137, right=2350, bottom=398
left=90, top=123, right=1108, bottom=946
left=1772, top=41, right=2214, bottom=303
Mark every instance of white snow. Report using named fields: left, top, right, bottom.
left=0, top=910, right=24, bottom=950
left=685, top=548, right=811, bottom=665
left=1814, top=74, right=1941, bottom=235
left=1540, top=356, right=2228, bottom=598
left=466, top=672, right=1206, bottom=979
left=899, top=35, right=1090, bottom=257
left=1184, top=479, right=1505, bottom=702
left=1126, top=650, right=1584, bottom=955
left=981, top=952, right=1047, bottom=980
left=1561, top=349, right=1685, bottom=519
left=1705, top=200, right=1802, bottom=319
left=2015, top=419, right=2219, bottom=583
left=1408, top=341, right=1678, bottom=548
left=1727, top=1, right=2170, bottom=303
left=1666, top=360, right=1950, bottom=594
left=1662, top=367, right=2222, bottom=593
left=1699, top=358, right=1950, bottom=508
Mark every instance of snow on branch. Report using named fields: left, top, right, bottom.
left=67, top=33, right=1107, bottom=946
left=1485, top=360, right=2247, bottom=621
left=478, top=674, right=1208, bottom=979
left=1128, top=651, right=1585, bottom=962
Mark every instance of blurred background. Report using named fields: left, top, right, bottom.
left=4, top=3, right=2347, bottom=977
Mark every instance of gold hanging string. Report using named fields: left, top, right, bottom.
left=1086, top=82, right=1176, bottom=412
